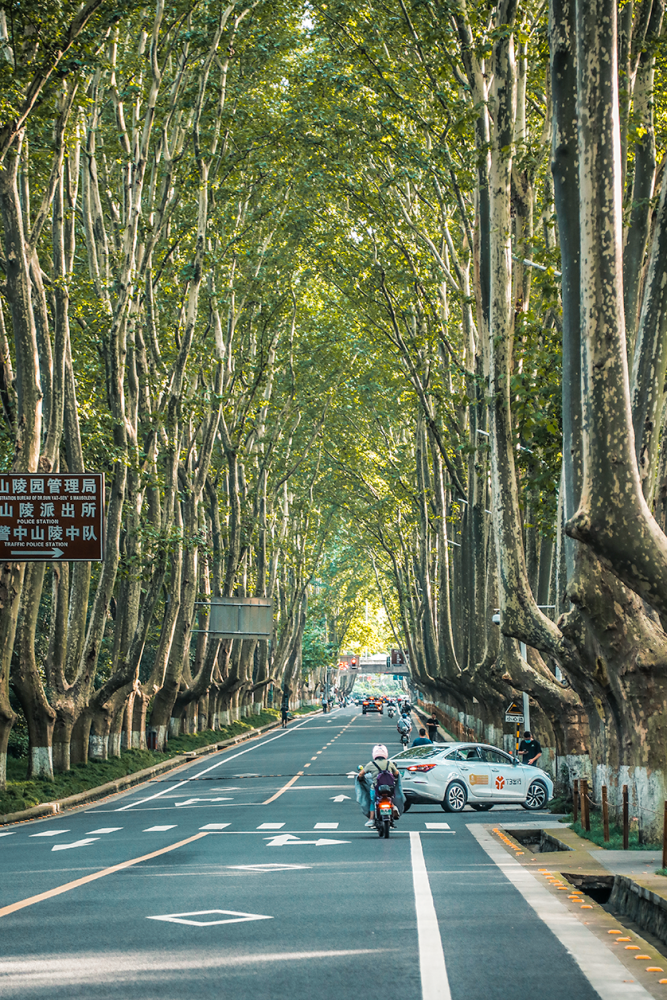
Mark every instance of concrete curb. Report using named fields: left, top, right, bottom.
left=0, top=713, right=320, bottom=827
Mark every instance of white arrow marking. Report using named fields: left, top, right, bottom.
left=147, top=909, right=273, bottom=927
left=51, top=838, right=99, bottom=852
left=265, top=834, right=350, bottom=847
left=174, top=797, right=233, bottom=807
left=10, top=547, right=64, bottom=558
left=264, top=834, right=301, bottom=846
left=330, top=794, right=351, bottom=802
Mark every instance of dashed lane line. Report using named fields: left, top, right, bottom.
left=0, top=833, right=209, bottom=920
left=143, top=825, right=176, bottom=832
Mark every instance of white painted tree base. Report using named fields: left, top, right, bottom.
left=30, top=746, right=54, bottom=779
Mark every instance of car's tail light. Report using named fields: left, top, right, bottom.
left=407, top=764, right=436, bottom=772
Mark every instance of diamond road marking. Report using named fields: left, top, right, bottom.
left=30, top=830, right=70, bottom=837
left=87, top=827, right=123, bottom=834
left=147, top=909, right=273, bottom=927
left=314, top=823, right=339, bottom=830
left=200, top=823, right=231, bottom=831
left=425, top=823, right=451, bottom=830
left=228, top=864, right=311, bottom=872
left=257, top=823, right=285, bottom=830
left=143, top=825, right=177, bottom=832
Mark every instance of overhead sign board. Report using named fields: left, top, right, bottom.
left=390, top=649, right=408, bottom=666
left=207, top=597, right=273, bottom=639
left=505, top=698, right=524, bottom=723
left=0, top=473, right=104, bottom=561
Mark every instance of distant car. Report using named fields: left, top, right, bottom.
left=362, top=697, right=383, bottom=715
left=392, top=742, right=553, bottom=812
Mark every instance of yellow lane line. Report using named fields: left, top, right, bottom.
left=0, top=832, right=209, bottom=920
left=262, top=771, right=304, bottom=805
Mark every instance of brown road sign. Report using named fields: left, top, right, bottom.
left=0, top=473, right=105, bottom=561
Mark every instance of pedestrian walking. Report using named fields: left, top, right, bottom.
left=518, top=730, right=542, bottom=766
left=427, top=714, right=439, bottom=742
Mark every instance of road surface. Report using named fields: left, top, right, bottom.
left=0, top=707, right=653, bottom=998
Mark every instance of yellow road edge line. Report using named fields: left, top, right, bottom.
left=0, top=831, right=209, bottom=919
left=262, top=771, right=304, bottom=805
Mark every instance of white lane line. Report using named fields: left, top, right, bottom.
left=115, top=714, right=320, bottom=813
left=468, top=825, right=652, bottom=999
left=425, top=823, right=450, bottom=830
left=200, top=823, right=231, bottom=831
left=0, top=832, right=14, bottom=837
left=143, top=825, right=177, bottom=832
left=87, top=828, right=123, bottom=834
left=409, top=832, right=451, bottom=1000
left=29, top=831, right=70, bottom=838
left=314, top=823, right=339, bottom=830
left=257, top=823, right=285, bottom=830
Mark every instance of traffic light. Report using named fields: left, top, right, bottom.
left=351, top=657, right=357, bottom=667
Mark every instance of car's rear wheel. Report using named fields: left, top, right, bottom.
left=523, top=780, right=548, bottom=810
left=470, top=803, right=493, bottom=811
left=442, top=780, right=467, bottom=813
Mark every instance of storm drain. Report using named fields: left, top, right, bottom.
left=504, top=828, right=573, bottom=853
left=562, top=873, right=615, bottom=904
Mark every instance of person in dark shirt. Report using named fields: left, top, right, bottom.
left=518, top=731, right=542, bottom=766
left=411, top=728, right=432, bottom=747
left=427, top=715, right=439, bottom=742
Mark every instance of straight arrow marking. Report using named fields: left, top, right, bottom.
left=330, top=795, right=351, bottom=802
left=51, top=838, right=99, bottom=852
left=265, top=834, right=350, bottom=847
left=174, top=797, right=233, bottom=807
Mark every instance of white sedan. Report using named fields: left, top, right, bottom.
left=393, top=741, right=554, bottom=812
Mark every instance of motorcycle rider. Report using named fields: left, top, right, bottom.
left=357, top=744, right=401, bottom=828
left=397, top=711, right=412, bottom=738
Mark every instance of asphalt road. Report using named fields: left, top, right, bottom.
left=0, top=707, right=650, bottom=999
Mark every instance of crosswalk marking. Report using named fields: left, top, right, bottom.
left=199, top=823, right=231, bottom=831
left=29, top=830, right=70, bottom=837
left=143, top=825, right=177, bottom=832
left=424, top=823, right=451, bottom=830
left=314, top=823, right=339, bottom=830
left=257, top=823, right=285, bottom=830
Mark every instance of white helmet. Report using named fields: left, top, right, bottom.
left=372, top=744, right=388, bottom=760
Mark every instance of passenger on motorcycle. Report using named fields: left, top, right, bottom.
left=358, top=744, right=401, bottom=828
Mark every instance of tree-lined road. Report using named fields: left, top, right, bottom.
left=0, top=709, right=652, bottom=998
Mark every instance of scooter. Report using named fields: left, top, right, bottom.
left=400, top=731, right=409, bottom=747
left=388, top=707, right=395, bottom=719
left=375, top=790, right=395, bottom=838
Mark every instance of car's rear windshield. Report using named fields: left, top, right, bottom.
left=393, top=746, right=446, bottom=760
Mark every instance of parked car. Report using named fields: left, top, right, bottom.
left=392, top=742, right=553, bottom=812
